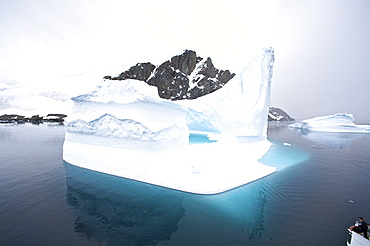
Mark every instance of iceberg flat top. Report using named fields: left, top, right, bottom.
left=289, top=113, right=370, bottom=133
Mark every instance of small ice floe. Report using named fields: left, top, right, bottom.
left=283, top=143, right=291, bottom=146
left=311, top=145, right=324, bottom=149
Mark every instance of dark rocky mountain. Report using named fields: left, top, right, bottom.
left=103, top=50, right=294, bottom=122
left=104, top=50, right=235, bottom=100
left=268, top=107, right=295, bottom=121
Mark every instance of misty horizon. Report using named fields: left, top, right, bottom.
left=1, top=0, right=370, bottom=123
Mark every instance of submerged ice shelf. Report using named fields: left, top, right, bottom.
left=64, top=136, right=275, bottom=194
left=63, top=48, right=277, bottom=194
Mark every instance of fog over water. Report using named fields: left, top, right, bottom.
left=1, top=0, right=370, bottom=122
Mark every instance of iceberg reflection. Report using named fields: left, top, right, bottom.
left=64, top=161, right=270, bottom=245
left=291, top=128, right=370, bottom=149
left=64, top=162, right=185, bottom=245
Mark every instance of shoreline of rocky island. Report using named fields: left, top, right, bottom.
left=0, top=114, right=67, bottom=124
left=0, top=106, right=294, bottom=125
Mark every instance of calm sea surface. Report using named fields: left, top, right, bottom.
left=1, top=122, right=370, bottom=246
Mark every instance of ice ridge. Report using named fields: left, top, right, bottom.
left=66, top=113, right=184, bottom=141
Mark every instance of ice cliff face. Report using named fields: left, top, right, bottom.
left=179, top=47, right=275, bottom=137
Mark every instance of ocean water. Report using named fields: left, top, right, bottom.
left=1, top=122, right=370, bottom=246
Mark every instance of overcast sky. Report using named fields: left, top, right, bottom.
left=1, top=0, right=370, bottom=123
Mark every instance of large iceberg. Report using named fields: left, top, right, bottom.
left=63, top=48, right=276, bottom=194
left=289, top=113, right=370, bottom=133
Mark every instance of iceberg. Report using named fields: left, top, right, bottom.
left=63, top=48, right=276, bottom=194
left=289, top=113, right=370, bottom=133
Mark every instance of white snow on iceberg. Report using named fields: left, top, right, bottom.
left=289, top=113, right=370, bottom=133
left=67, top=79, right=188, bottom=133
left=63, top=48, right=277, bottom=194
left=66, top=114, right=186, bottom=141
left=65, top=113, right=189, bottom=151
left=0, top=82, right=9, bottom=91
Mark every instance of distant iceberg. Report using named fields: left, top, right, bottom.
left=63, top=48, right=277, bottom=194
left=289, top=113, right=370, bottom=133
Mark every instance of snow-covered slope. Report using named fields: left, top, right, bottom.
left=289, top=113, right=370, bottom=133
left=72, top=79, right=159, bottom=104
left=0, top=82, right=9, bottom=91
left=0, top=85, right=73, bottom=117
left=0, top=67, right=124, bottom=117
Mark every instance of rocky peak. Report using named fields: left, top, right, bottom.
left=104, top=50, right=235, bottom=100
left=104, top=62, right=156, bottom=81
left=170, top=50, right=200, bottom=76
left=268, top=107, right=295, bottom=121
